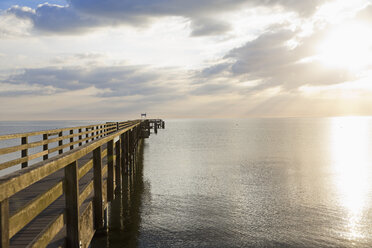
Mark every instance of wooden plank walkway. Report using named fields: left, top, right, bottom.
left=0, top=119, right=165, bottom=248
left=9, top=147, right=107, bottom=247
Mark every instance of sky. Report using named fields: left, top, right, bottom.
left=0, top=0, right=372, bottom=120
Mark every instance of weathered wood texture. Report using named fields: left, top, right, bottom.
left=0, top=119, right=162, bottom=248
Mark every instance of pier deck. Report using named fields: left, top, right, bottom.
left=0, top=119, right=165, bottom=248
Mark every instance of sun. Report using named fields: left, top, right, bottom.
left=317, top=21, right=372, bottom=71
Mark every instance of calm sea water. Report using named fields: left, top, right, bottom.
left=2, top=118, right=372, bottom=247
left=93, top=118, right=372, bottom=248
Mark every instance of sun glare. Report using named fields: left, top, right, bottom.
left=317, top=22, right=372, bottom=71
left=330, top=117, right=372, bottom=240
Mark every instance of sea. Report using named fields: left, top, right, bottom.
left=2, top=118, right=372, bottom=247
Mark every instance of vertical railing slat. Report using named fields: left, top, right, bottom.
left=58, top=132, right=63, bottom=154
left=21, top=137, right=28, bottom=168
left=69, top=130, right=74, bottom=150
left=78, top=128, right=82, bottom=146
left=85, top=128, right=89, bottom=144
left=43, top=134, right=48, bottom=160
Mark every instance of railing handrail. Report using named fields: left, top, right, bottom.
left=0, top=120, right=142, bottom=201
left=0, top=121, right=139, bottom=141
left=0, top=120, right=141, bottom=171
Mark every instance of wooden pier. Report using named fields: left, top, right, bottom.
left=0, top=119, right=165, bottom=248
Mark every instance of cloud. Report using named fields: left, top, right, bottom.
left=8, top=4, right=98, bottom=33
left=193, top=23, right=356, bottom=95
left=69, top=0, right=325, bottom=18
left=0, top=8, right=32, bottom=37
left=190, top=18, right=231, bottom=36
left=0, top=64, right=189, bottom=120
left=3, top=65, right=185, bottom=99
left=5, top=0, right=329, bottom=35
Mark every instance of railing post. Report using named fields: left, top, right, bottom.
left=116, top=122, right=119, bottom=132
left=85, top=128, right=89, bottom=144
left=115, top=140, right=121, bottom=190
left=93, top=146, right=104, bottom=231
left=91, top=127, right=95, bottom=141
left=58, top=132, right=63, bottom=154
left=21, top=137, right=28, bottom=168
left=0, top=199, right=9, bottom=248
left=43, top=134, right=48, bottom=160
left=78, top=128, right=82, bottom=146
left=107, top=140, right=114, bottom=202
left=69, top=130, right=74, bottom=150
left=64, top=161, right=80, bottom=248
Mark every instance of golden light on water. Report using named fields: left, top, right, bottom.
left=330, top=117, right=372, bottom=240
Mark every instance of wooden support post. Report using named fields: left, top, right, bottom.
left=64, top=161, right=80, bottom=248
left=154, top=122, right=158, bottom=134
left=43, top=134, right=48, bottom=160
left=133, top=128, right=137, bottom=174
left=127, top=131, right=132, bottom=175
left=120, top=133, right=126, bottom=175
left=115, top=140, right=121, bottom=190
left=107, top=140, right=114, bottom=202
left=93, top=146, right=104, bottom=231
left=21, top=136, right=28, bottom=168
left=131, top=129, right=135, bottom=172
left=78, top=128, right=82, bottom=146
left=122, top=133, right=126, bottom=174
left=162, top=121, right=165, bottom=129
left=127, top=132, right=130, bottom=173
left=0, top=199, right=9, bottom=248
left=58, top=132, right=63, bottom=154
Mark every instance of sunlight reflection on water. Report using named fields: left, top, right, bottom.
left=330, top=117, right=372, bottom=242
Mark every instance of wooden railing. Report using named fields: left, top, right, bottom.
left=0, top=121, right=141, bottom=172
left=0, top=119, right=156, bottom=248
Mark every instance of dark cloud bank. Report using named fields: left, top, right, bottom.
left=8, top=0, right=327, bottom=35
